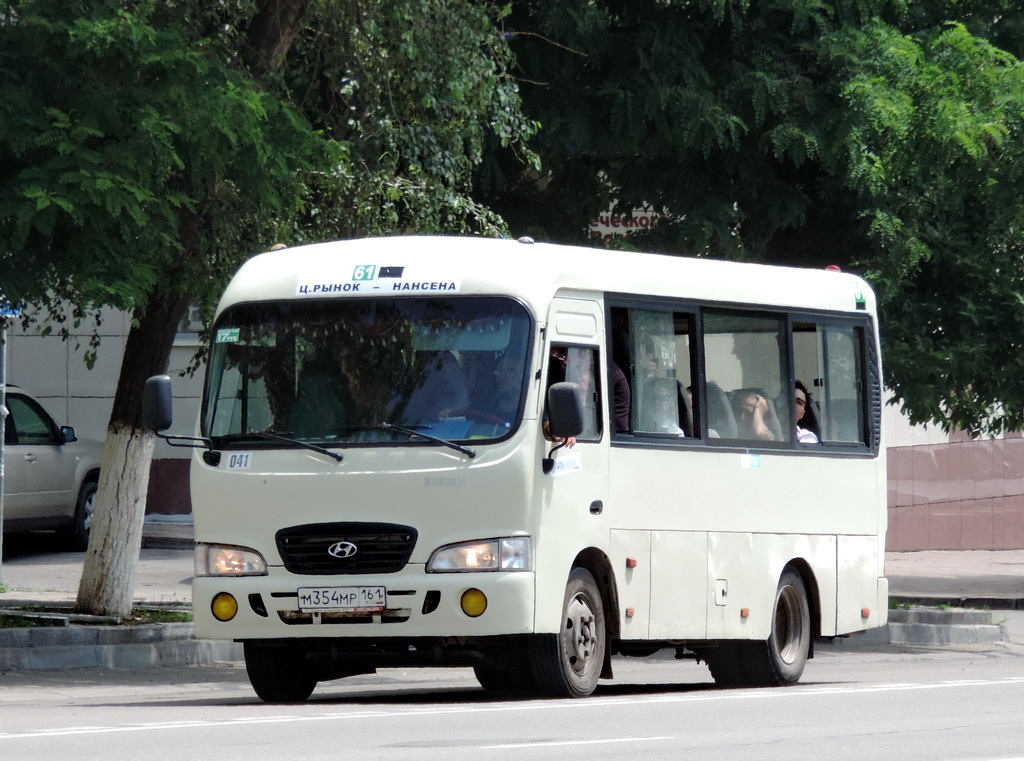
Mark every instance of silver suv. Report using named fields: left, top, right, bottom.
left=2, top=386, right=103, bottom=550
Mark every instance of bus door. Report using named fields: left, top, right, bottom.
left=534, top=299, right=610, bottom=626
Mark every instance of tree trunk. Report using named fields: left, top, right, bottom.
left=246, top=0, right=311, bottom=75
left=74, top=0, right=311, bottom=619
left=75, top=290, right=191, bottom=618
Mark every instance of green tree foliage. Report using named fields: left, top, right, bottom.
left=483, top=0, right=1024, bottom=434
left=283, top=0, right=538, bottom=241
left=0, top=1, right=316, bottom=315
left=0, top=0, right=535, bottom=616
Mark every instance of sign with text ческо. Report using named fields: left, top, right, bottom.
left=295, top=264, right=461, bottom=298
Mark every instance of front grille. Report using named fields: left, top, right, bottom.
left=276, top=522, right=417, bottom=575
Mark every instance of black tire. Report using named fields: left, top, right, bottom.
left=702, top=569, right=810, bottom=688
left=473, top=643, right=538, bottom=693
left=761, top=569, right=811, bottom=685
left=530, top=567, right=606, bottom=698
left=65, top=481, right=97, bottom=552
left=473, top=661, right=538, bottom=693
left=700, top=641, right=749, bottom=687
left=244, top=642, right=318, bottom=703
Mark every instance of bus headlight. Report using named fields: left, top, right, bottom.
left=195, top=544, right=268, bottom=577
left=427, top=537, right=531, bottom=572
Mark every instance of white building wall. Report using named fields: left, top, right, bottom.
left=3, top=306, right=203, bottom=459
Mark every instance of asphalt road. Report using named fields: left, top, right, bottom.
left=1, top=645, right=1023, bottom=761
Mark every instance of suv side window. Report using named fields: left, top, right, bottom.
left=7, top=394, right=58, bottom=445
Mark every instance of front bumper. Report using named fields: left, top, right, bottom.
left=192, top=567, right=536, bottom=640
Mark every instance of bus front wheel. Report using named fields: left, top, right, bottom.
left=244, top=642, right=318, bottom=703
left=530, top=567, right=606, bottom=698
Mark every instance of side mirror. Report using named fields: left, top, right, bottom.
left=60, top=425, right=78, bottom=444
left=142, top=375, right=173, bottom=432
left=547, top=381, right=585, bottom=439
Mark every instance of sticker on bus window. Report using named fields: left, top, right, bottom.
left=551, top=451, right=583, bottom=476
left=216, top=328, right=240, bottom=343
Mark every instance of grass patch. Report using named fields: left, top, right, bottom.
left=0, top=606, right=192, bottom=628
left=126, top=608, right=193, bottom=625
left=0, top=613, right=64, bottom=628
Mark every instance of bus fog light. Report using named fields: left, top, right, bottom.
left=461, top=589, right=487, bottom=617
left=212, top=592, right=239, bottom=622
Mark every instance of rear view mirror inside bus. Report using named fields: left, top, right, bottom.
left=547, top=381, right=585, bottom=439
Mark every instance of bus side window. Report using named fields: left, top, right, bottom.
left=793, top=321, right=870, bottom=446
left=613, top=306, right=696, bottom=439
left=820, top=324, right=867, bottom=444
left=549, top=345, right=602, bottom=441
left=703, top=311, right=790, bottom=444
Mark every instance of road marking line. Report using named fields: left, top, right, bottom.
left=1, top=677, right=1023, bottom=742
left=481, top=736, right=675, bottom=749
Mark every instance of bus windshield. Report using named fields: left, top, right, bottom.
left=203, top=296, right=533, bottom=446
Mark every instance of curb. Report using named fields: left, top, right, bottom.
left=843, top=606, right=1011, bottom=647
left=883, top=607, right=1005, bottom=646
left=889, top=594, right=1024, bottom=611
left=0, top=622, right=241, bottom=671
left=140, top=535, right=195, bottom=551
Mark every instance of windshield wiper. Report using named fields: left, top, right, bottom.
left=378, top=422, right=476, bottom=459
left=215, top=431, right=344, bottom=463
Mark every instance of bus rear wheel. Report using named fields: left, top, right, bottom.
left=762, top=569, right=811, bottom=685
left=244, top=642, right=318, bottom=703
left=530, top=567, right=605, bottom=698
left=703, top=569, right=810, bottom=687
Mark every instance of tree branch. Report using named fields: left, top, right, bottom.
left=246, top=0, right=311, bottom=76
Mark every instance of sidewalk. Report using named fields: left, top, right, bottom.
left=2, top=518, right=1024, bottom=670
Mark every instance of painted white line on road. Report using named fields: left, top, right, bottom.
left=2, top=676, right=1023, bottom=742
left=481, top=736, right=675, bottom=749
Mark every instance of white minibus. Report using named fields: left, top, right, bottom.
left=145, top=235, right=887, bottom=702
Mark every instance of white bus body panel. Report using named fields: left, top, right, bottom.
left=191, top=236, right=887, bottom=651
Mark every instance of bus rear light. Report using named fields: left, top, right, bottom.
left=625, top=557, right=638, bottom=569
left=740, top=608, right=750, bottom=619
left=861, top=608, right=871, bottom=618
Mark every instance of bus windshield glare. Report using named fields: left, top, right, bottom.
left=203, top=296, right=532, bottom=445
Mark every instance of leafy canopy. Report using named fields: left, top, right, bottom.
left=482, top=0, right=1024, bottom=434
left=0, top=0, right=317, bottom=315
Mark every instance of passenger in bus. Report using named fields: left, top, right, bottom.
left=611, top=361, right=631, bottom=432
left=640, top=378, right=686, bottom=436
left=795, top=381, right=820, bottom=444
left=543, top=346, right=577, bottom=448
left=400, top=350, right=469, bottom=423
left=638, top=335, right=660, bottom=381
left=732, top=390, right=776, bottom=441
left=705, top=382, right=735, bottom=438
left=288, top=352, right=355, bottom=438
left=492, top=352, right=522, bottom=424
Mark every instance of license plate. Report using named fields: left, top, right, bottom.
left=297, top=586, right=386, bottom=612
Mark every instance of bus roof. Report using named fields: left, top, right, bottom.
left=218, top=236, right=876, bottom=318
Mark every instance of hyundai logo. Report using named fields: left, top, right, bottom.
left=327, top=541, right=358, bottom=559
